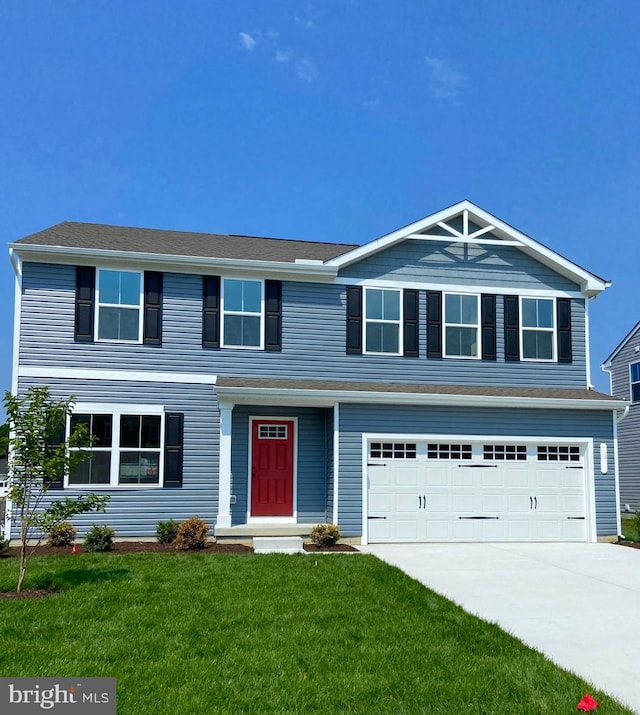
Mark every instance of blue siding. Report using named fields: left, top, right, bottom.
left=14, top=376, right=219, bottom=539
left=608, top=323, right=640, bottom=511
left=20, top=263, right=587, bottom=389
left=340, top=238, right=580, bottom=291
left=338, top=404, right=616, bottom=538
left=230, top=406, right=330, bottom=525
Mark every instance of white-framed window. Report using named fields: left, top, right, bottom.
left=222, top=278, right=264, bottom=348
left=631, top=362, right=640, bottom=403
left=96, top=269, right=143, bottom=343
left=537, top=445, right=580, bottom=462
left=67, top=405, right=164, bottom=487
left=427, top=443, right=472, bottom=460
left=444, top=293, right=480, bottom=358
left=259, top=424, right=288, bottom=439
left=369, top=442, right=417, bottom=459
left=364, top=287, right=402, bottom=355
left=520, top=297, right=555, bottom=361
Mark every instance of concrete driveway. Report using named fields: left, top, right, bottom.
left=359, top=542, right=640, bottom=713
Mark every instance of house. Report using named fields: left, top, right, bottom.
left=5, top=200, right=628, bottom=544
left=602, top=321, right=640, bottom=513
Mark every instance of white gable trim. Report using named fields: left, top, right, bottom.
left=601, top=319, right=640, bottom=369
left=327, top=200, right=609, bottom=295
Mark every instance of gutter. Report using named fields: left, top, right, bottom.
left=9, top=244, right=339, bottom=282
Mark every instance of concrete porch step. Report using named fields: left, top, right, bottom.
left=253, top=536, right=304, bottom=554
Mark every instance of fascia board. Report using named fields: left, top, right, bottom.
left=9, top=244, right=339, bottom=282
left=215, top=386, right=628, bottom=411
left=601, top=320, right=640, bottom=368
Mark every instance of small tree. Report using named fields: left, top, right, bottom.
left=4, top=387, right=110, bottom=593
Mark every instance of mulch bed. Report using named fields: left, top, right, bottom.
left=617, top=540, right=640, bottom=550
left=303, top=543, right=358, bottom=552
left=0, top=588, right=59, bottom=601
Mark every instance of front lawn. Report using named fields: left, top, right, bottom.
left=0, top=553, right=631, bottom=714
left=621, top=516, right=639, bottom=542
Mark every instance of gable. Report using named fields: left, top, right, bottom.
left=603, top=320, right=640, bottom=369
left=329, top=201, right=608, bottom=296
left=338, top=237, right=580, bottom=292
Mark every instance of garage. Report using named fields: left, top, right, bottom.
left=366, top=438, right=589, bottom=543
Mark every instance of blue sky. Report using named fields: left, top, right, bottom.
left=1, top=1, right=639, bottom=417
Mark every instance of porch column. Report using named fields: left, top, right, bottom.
left=216, top=402, right=233, bottom=529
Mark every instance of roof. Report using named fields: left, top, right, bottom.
left=602, top=320, right=640, bottom=369
left=216, top=377, right=626, bottom=410
left=13, top=221, right=357, bottom=264
left=10, top=201, right=610, bottom=295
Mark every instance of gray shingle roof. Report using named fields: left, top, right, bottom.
left=14, top=221, right=358, bottom=263
left=216, top=377, right=623, bottom=403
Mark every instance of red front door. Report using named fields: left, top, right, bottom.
left=251, top=420, right=294, bottom=517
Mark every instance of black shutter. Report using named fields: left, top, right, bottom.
left=504, top=296, right=520, bottom=361
left=46, top=425, right=65, bottom=489
left=346, top=286, right=362, bottom=354
left=427, top=291, right=442, bottom=358
left=264, top=280, right=282, bottom=351
left=557, top=298, right=572, bottom=363
left=481, top=294, right=497, bottom=360
left=143, top=272, right=163, bottom=345
left=74, top=266, right=95, bottom=342
left=202, top=276, right=220, bottom=348
left=164, top=413, right=184, bottom=488
left=403, top=289, right=419, bottom=357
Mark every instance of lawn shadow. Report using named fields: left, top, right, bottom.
left=32, top=567, right=130, bottom=592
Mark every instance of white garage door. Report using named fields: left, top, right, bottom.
left=367, top=440, right=587, bottom=543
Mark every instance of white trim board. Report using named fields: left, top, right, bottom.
left=333, top=276, right=585, bottom=299
left=18, top=366, right=218, bottom=385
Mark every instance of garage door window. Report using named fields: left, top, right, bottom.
left=370, top=442, right=416, bottom=459
left=483, top=444, right=527, bottom=461
left=537, top=445, right=580, bottom=462
left=427, top=443, right=472, bottom=460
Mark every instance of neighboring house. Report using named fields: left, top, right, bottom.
left=5, top=200, right=628, bottom=544
left=602, top=321, right=640, bottom=513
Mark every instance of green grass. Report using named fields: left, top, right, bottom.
left=621, top=516, right=639, bottom=542
left=0, top=553, right=631, bottom=714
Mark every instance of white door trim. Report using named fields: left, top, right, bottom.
left=248, top=416, right=298, bottom=522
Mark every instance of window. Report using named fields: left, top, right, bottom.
left=537, top=445, right=580, bottom=462
left=483, top=444, right=527, bottom=461
left=631, top=362, right=640, bottom=403
left=364, top=288, right=401, bottom=354
left=259, top=425, right=288, bottom=439
left=427, top=443, right=472, bottom=460
left=96, top=269, right=143, bottom=342
left=369, top=442, right=417, bottom=459
left=521, top=298, right=555, bottom=361
left=444, top=293, right=479, bottom=358
left=67, top=407, right=164, bottom=487
left=222, top=279, right=263, bottom=348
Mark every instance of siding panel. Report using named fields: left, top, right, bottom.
left=20, top=263, right=587, bottom=389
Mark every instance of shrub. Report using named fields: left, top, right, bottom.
left=156, top=519, right=180, bottom=544
left=174, top=516, right=209, bottom=551
left=0, top=538, right=9, bottom=555
left=633, top=511, right=640, bottom=542
left=310, top=523, right=341, bottom=547
left=47, top=521, right=77, bottom=547
left=84, top=525, right=115, bottom=552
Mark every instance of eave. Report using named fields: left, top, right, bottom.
left=8, top=244, right=339, bottom=282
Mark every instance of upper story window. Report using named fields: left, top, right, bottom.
left=96, top=269, right=143, bottom=342
left=631, top=362, right=640, bottom=403
left=221, top=279, right=264, bottom=348
left=444, top=293, right=479, bottom=358
left=364, top=288, right=402, bottom=355
left=520, top=297, right=555, bottom=361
